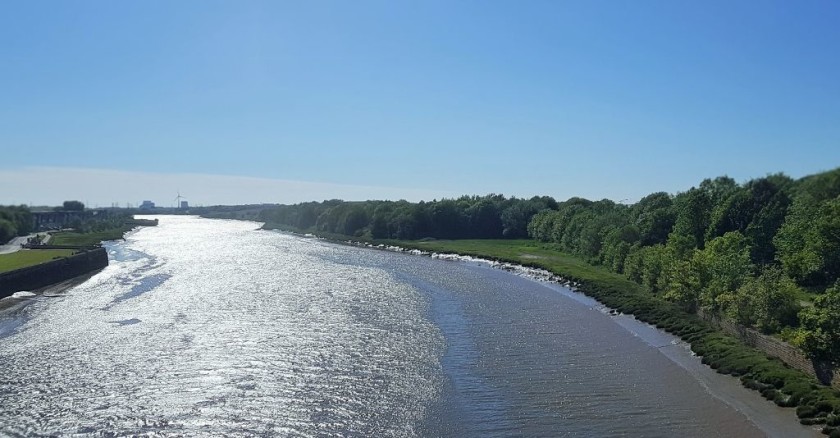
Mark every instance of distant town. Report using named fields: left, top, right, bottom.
left=138, top=199, right=188, bottom=211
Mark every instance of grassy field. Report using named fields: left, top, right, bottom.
left=393, top=239, right=637, bottom=286
left=0, top=249, right=76, bottom=273
left=49, top=226, right=132, bottom=246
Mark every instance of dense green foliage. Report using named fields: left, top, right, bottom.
left=68, top=213, right=134, bottom=235
left=0, top=205, right=33, bottom=244
left=526, top=168, right=840, bottom=360
left=59, top=200, right=85, bottom=211
left=798, top=282, right=840, bottom=361
left=258, top=195, right=558, bottom=240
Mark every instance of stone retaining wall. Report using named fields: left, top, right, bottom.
left=0, top=248, right=108, bottom=297
left=699, top=309, right=840, bottom=389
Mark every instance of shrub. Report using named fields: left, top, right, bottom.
left=798, top=405, right=819, bottom=419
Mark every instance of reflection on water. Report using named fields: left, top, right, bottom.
left=0, top=216, right=818, bottom=437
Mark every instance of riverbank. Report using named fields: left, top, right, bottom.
left=396, top=239, right=840, bottom=433
left=259, top=223, right=840, bottom=435
left=0, top=219, right=157, bottom=299
left=48, top=218, right=157, bottom=247
left=0, top=271, right=99, bottom=313
left=0, top=247, right=108, bottom=298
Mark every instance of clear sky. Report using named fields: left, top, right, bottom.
left=2, top=1, right=839, bottom=207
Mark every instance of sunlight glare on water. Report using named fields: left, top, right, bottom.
left=0, top=216, right=818, bottom=437
left=0, top=217, right=443, bottom=436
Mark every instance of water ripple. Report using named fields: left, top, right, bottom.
left=0, top=217, right=819, bottom=437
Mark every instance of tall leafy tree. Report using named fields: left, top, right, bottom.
left=62, top=200, right=85, bottom=211
left=670, top=188, right=711, bottom=250
left=719, top=266, right=800, bottom=333
left=692, top=231, right=753, bottom=313
left=632, top=192, right=675, bottom=246
left=797, top=282, right=840, bottom=360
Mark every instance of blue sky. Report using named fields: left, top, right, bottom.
left=2, top=1, right=839, bottom=206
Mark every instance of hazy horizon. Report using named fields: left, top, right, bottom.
left=2, top=165, right=839, bottom=209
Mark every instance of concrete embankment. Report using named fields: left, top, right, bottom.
left=0, top=248, right=108, bottom=298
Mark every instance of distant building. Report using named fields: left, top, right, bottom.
left=139, top=200, right=155, bottom=210
left=32, top=210, right=91, bottom=231
left=180, top=201, right=189, bottom=209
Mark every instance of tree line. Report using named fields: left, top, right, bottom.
left=258, top=195, right=558, bottom=240
left=0, top=206, right=34, bottom=244
left=527, top=168, right=840, bottom=360
left=259, top=167, right=840, bottom=360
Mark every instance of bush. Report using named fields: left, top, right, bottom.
left=817, top=400, right=836, bottom=413
left=799, top=405, right=819, bottom=419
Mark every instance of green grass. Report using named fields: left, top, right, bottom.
left=0, top=249, right=76, bottom=273
left=395, top=239, right=635, bottom=286
left=50, top=226, right=132, bottom=246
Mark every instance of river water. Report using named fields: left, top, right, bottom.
left=0, top=216, right=818, bottom=437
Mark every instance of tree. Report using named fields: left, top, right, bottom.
left=633, top=192, right=675, bottom=246
left=623, top=245, right=645, bottom=284
left=776, top=197, right=840, bottom=287
left=699, top=176, right=738, bottom=206
left=663, top=257, right=702, bottom=312
left=719, top=266, right=800, bottom=333
left=796, top=282, right=840, bottom=360
left=671, top=188, right=711, bottom=249
left=62, top=200, right=85, bottom=211
left=600, top=224, right=638, bottom=272
left=775, top=196, right=822, bottom=284
left=527, top=210, right=556, bottom=242
left=706, top=188, right=751, bottom=241
left=813, top=199, right=840, bottom=284
left=430, top=200, right=466, bottom=239
left=640, top=244, right=667, bottom=293
left=744, top=191, right=790, bottom=265
left=339, top=206, right=369, bottom=236
left=502, top=197, right=554, bottom=238
left=0, top=218, right=16, bottom=243
left=560, top=209, right=597, bottom=253
left=705, top=175, right=791, bottom=262
left=692, top=231, right=753, bottom=313
left=466, top=199, right=502, bottom=238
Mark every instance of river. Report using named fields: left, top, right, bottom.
left=0, top=216, right=818, bottom=436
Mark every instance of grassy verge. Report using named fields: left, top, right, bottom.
left=261, top=224, right=840, bottom=434
left=0, top=249, right=77, bottom=273
left=50, top=226, right=134, bottom=246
